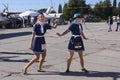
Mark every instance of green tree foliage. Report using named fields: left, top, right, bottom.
left=68, top=0, right=86, bottom=16
left=118, top=2, right=120, bottom=8
left=38, top=0, right=120, bottom=21
left=94, top=0, right=113, bottom=19
left=50, top=10, right=56, bottom=13
left=113, top=0, right=117, bottom=15
left=116, top=2, right=120, bottom=15
left=38, top=8, right=47, bottom=13
left=38, top=8, right=56, bottom=13
left=63, top=0, right=92, bottom=20
left=94, top=2, right=103, bottom=17
left=62, top=3, right=70, bottom=20
left=113, top=0, right=117, bottom=8
left=58, top=4, right=62, bottom=13
left=85, top=5, right=92, bottom=14
left=104, top=0, right=113, bottom=18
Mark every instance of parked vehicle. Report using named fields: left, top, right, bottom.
left=0, top=13, right=11, bottom=28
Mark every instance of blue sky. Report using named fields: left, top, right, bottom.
left=0, top=0, right=119, bottom=12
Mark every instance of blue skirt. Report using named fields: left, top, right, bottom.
left=68, top=36, right=85, bottom=52
left=32, top=37, right=46, bottom=54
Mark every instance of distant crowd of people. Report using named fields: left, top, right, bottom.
left=107, top=14, right=120, bottom=32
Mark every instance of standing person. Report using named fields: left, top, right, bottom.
left=69, top=18, right=72, bottom=23
left=56, top=13, right=88, bottom=73
left=107, top=16, right=113, bottom=32
left=23, top=13, right=57, bottom=75
left=115, top=14, right=120, bottom=31
left=82, top=15, right=87, bottom=25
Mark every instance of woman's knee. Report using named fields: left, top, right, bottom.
left=40, top=52, right=46, bottom=60
left=68, top=53, right=74, bottom=60
left=34, top=54, right=40, bottom=60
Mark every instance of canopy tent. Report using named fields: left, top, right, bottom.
left=19, top=10, right=39, bottom=17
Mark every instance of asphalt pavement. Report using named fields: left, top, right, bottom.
left=0, top=22, right=120, bottom=80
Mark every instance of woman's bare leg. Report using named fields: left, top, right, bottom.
left=23, top=54, right=40, bottom=74
left=66, top=51, right=74, bottom=72
left=78, top=51, right=88, bottom=72
left=78, top=51, right=84, bottom=68
left=38, top=50, right=46, bottom=71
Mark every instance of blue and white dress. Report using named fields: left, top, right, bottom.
left=32, top=23, right=51, bottom=54
left=68, top=23, right=85, bottom=52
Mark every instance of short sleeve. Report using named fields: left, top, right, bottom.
left=68, top=24, right=73, bottom=31
left=32, top=24, right=36, bottom=33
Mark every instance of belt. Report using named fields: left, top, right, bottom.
left=35, top=35, right=44, bottom=37
left=72, top=35, right=81, bottom=37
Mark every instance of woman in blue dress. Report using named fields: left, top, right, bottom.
left=23, top=13, right=57, bottom=74
left=57, top=13, right=88, bottom=73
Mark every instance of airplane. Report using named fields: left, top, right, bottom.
left=18, top=6, right=63, bottom=26
left=19, top=6, right=62, bottom=19
left=43, top=6, right=64, bottom=25
left=43, top=6, right=63, bottom=19
left=46, top=0, right=63, bottom=19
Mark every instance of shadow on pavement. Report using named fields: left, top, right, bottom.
left=0, top=52, right=33, bottom=55
left=0, top=31, right=31, bottom=40
left=22, top=70, right=120, bottom=80
left=61, top=71, right=120, bottom=80
left=0, top=52, right=33, bottom=62
left=0, top=56, right=29, bottom=62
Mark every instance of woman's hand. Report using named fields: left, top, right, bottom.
left=56, top=33, right=62, bottom=36
left=56, top=30, right=69, bottom=37
left=84, top=37, right=89, bottom=40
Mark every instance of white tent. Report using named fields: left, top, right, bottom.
left=19, top=10, right=39, bottom=17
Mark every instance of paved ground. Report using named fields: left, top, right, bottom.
left=0, top=22, right=120, bottom=80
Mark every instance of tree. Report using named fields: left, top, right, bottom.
left=94, top=2, right=103, bottom=17
left=113, top=0, right=117, bottom=8
left=94, top=0, right=113, bottom=19
left=104, top=0, right=113, bottom=17
left=113, top=0, right=117, bottom=15
left=58, top=4, right=62, bottom=13
left=63, top=3, right=70, bottom=20
left=38, top=8, right=47, bottom=13
left=116, top=2, right=120, bottom=15
left=118, top=2, right=120, bottom=8
left=68, top=0, right=86, bottom=16
left=38, top=8, right=56, bottom=13
left=62, top=0, right=92, bottom=20
left=68, top=0, right=80, bottom=17
left=84, top=4, right=92, bottom=14
left=50, top=10, right=56, bottom=13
